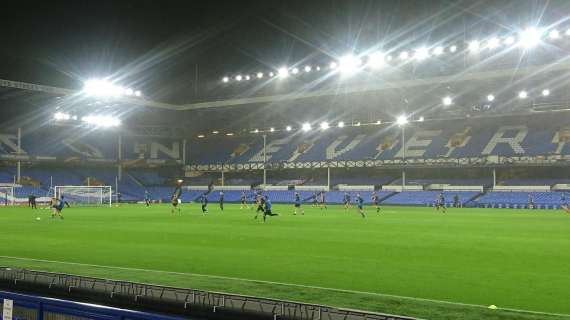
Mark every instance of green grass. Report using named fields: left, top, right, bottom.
left=1, top=203, right=570, bottom=320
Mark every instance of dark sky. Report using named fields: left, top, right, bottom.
left=0, top=0, right=567, bottom=105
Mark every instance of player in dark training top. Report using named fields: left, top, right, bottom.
left=356, top=193, right=366, bottom=218
left=254, top=194, right=267, bottom=220
left=319, top=191, right=327, bottom=210
left=144, top=190, right=151, bottom=207
left=201, top=193, right=208, bottom=214
left=293, top=192, right=304, bottom=215
left=435, top=193, right=447, bottom=213
left=219, top=191, right=224, bottom=211
left=240, top=191, right=248, bottom=209
left=371, top=191, right=380, bottom=213
left=312, top=192, right=318, bottom=207
left=343, top=192, right=352, bottom=210
left=170, top=182, right=182, bottom=214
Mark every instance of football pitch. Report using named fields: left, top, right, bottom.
left=1, top=203, right=570, bottom=320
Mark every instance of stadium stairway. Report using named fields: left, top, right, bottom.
left=463, top=191, right=486, bottom=207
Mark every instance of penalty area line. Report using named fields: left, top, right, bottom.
left=0, top=255, right=568, bottom=318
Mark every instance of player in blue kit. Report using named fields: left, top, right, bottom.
left=343, top=192, right=351, bottom=210
left=319, top=191, right=327, bottom=210
left=356, top=193, right=366, bottom=218
left=144, top=190, right=151, bottom=207
left=219, top=191, right=224, bottom=211
left=51, top=195, right=66, bottom=219
left=200, top=193, right=208, bottom=214
left=293, top=192, right=304, bottom=215
left=261, top=196, right=278, bottom=222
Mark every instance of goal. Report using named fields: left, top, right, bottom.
left=54, top=186, right=112, bottom=207
left=0, top=186, right=15, bottom=206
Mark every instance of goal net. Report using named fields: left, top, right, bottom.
left=0, top=186, right=15, bottom=206
left=54, top=186, right=112, bottom=207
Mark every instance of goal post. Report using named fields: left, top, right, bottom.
left=0, top=186, right=15, bottom=206
left=54, top=186, right=112, bottom=207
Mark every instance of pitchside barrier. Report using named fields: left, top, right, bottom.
left=0, top=267, right=415, bottom=320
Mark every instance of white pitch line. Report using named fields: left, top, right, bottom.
left=0, top=255, right=569, bottom=318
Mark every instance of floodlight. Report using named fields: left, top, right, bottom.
left=245, top=75, right=251, bottom=80
left=81, top=115, right=121, bottom=127
left=519, top=27, right=541, bottom=48
left=504, top=36, right=515, bottom=45
left=83, top=79, right=124, bottom=97
left=197, top=134, right=205, bottom=138
left=548, top=30, right=560, bottom=39
left=134, top=90, right=142, bottom=97
left=54, top=112, right=70, bottom=120
left=396, top=115, right=408, bottom=125
left=487, top=37, right=500, bottom=49
left=354, top=121, right=361, bottom=127
left=414, top=47, right=429, bottom=60
left=291, top=68, right=299, bottom=74
left=222, top=77, right=229, bottom=83
left=330, top=61, right=338, bottom=69
left=320, top=122, right=329, bottom=130
left=278, top=67, right=289, bottom=78
left=236, top=75, right=243, bottom=81
left=257, top=72, right=263, bottom=78
left=286, top=125, right=292, bottom=131
left=468, top=40, right=480, bottom=52
left=418, top=116, right=425, bottom=122
left=269, top=72, right=275, bottom=77
left=487, top=94, right=495, bottom=102
left=254, top=129, right=259, bottom=133
left=212, top=130, right=219, bottom=134
left=302, top=123, right=312, bottom=132
left=386, top=55, right=393, bottom=61
left=316, top=66, right=321, bottom=71
left=566, top=29, right=570, bottom=36
left=518, top=90, right=528, bottom=99
left=368, top=52, right=385, bottom=68
left=338, top=121, right=345, bottom=128
left=270, top=127, right=275, bottom=132
left=177, top=179, right=184, bottom=183
left=304, top=66, right=312, bottom=72
left=449, top=45, right=457, bottom=53
left=542, top=89, right=550, bottom=96
left=339, top=54, right=361, bottom=73
left=442, top=96, right=453, bottom=106
left=433, top=46, right=444, bottom=56
left=399, top=51, right=409, bottom=60
left=376, top=120, right=382, bottom=125
left=226, top=133, right=234, bottom=136
left=72, top=115, right=78, bottom=120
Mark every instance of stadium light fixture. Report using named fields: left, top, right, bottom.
left=399, top=51, right=409, bottom=60
left=338, top=121, right=345, bottom=128
left=134, top=90, right=142, bottom=97
left=368, top=52, right=385, bottom=69
left=320, top=121, right=329, bottom=130
left=304, top=65, right=312, bottom=72
left=222, top=77, right=229, bottom=83
left=197, top=134, right=205, bottom=138
left=302, top=123, right=312, bottom=132
left=81, top=115, right=121, bottom=127
left=487, top=37, right=500, bottom=49
left=386, top=55, right=393, bottom=61
left=519, top=27, right=541, bottom=48
left=177, top=179, right=184, bottom=183
left=449, top=45, right=457, bottom=53
left=254, top=129, right=259, bottom=133
left=226, top=133, right=234, bottom=136
left=245, top=75, right=251, bottom=80
left=236, top=75, right=243, bottom=81
left=72, top=115, right=78, bottom=120
left=285, top=125, right=292, bottom=131
left=291, top=68, right=299, bottom=74
left=442, top=96, right=453, bottom=106
left=376, top=120, right=382, bottom=125
left=504, top=36, right=515, bottom=45
left=212, top=130, right=219, bottom=134
left=269, top=72, right=275, bottom=77
left=487, top=94, right=495, bottom=102
left=278, top=67, right=289, bottom=78
left=316, top=66, right=321, bottom=71
left=270, top=127, right=275, bottom=132
left=396, top=115, right=408, bottom=126
left=468, top=40, right=480, bottom=52
left=354, top=121, right=361, bottom=127
left=83, top=79, right=125, bottom=98
left=418, top=116, right=425, bottom=122
left=53, top=112, right=70, bottom=121
left=548, top=30, right=560, bottom=39
left=257, top=72, right=263, bottom=79
left=329, top=61, right=338, bottom=69
left=542, top=89, right=550, bottom=96
left=433, top=46, right=444, bottom=56
left=518, top=90, right=528, bottom=99
left=339, top=54, right=361, bottom=73
left=414, top=47, right=429, bottom=60
left=566, top=29, right=570, bottom=36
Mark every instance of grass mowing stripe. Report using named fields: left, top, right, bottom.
left=2, top=254, right=570, bottom=319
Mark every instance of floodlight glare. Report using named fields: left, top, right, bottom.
left=236, top=75, right=243, bottom=81
left=316, top=66, right=321, bottom=71
left=396, top=115, right=408, bottom=125
left=468, top=40, right=480, bottom=52
left=449, top=45, right=457, bottom=53
left=548, top=30, right=560, bottom=39
left=81, top=115, right=121, bottom=127
left=442, top=96, right=453, bottom=106
left=257, top=72, right=263, bottom=79
left=542, top=89, right=550, bottom=96
left=197, top=134, right=205, bottom=138
left=83, top=79, right=124, bottom=97
left=302, top=123, right=312, bottom=132
left=270, top=127, right=275, bottom=132
left=339, top=54, right=361, bottom=73
left=386, top=55, right=393, bottom=61
left=354, top=121, right=361, bottom=127
left=330, top=61, right=338, bottom=69
left=291, top=68, right=299, bottom=74
left=504, top=36, right=515, bottom=45
left=518, top=90, right=528, bottom=99
left=245, top=75, right=251, bottom=80
left=376, top=120, right=381, bottom=125
left=433, top=46, right=444, bottom=56
left=320, top=122, right=329, bottom=130
left=226, top=133, right=234, bottom=136
left=54, top=112, right=70, bottom=121
left=212, top=130, right=219, bottom=134
left=286, top=125, right=292, bottom=131
left=134, top=90, right=141, bottom=97
left=304, top=66, right=312, bottom=72
left=487, top=37, right=500, bottom=49
left=269, top=72, right=275, bottom=77
left=368, top=52, right=385, bottom=68
left=338, top=121, right=345, bottom=128
left=487, top=94, right=495, bottom=102
left=566, top=29, right=570, bottom=36
left=222, top=77, right=229, bottom=83
left=254, top=129, right=259, bottom=133
left=278, top=67, right=289, bottom=78
left=399, top=51, right=409, bottom=60
left=519, top=27, right=541, bottom=48
left=414, top=47, right=429, bottom=60
left=418, top=116, right=425, bottom=122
